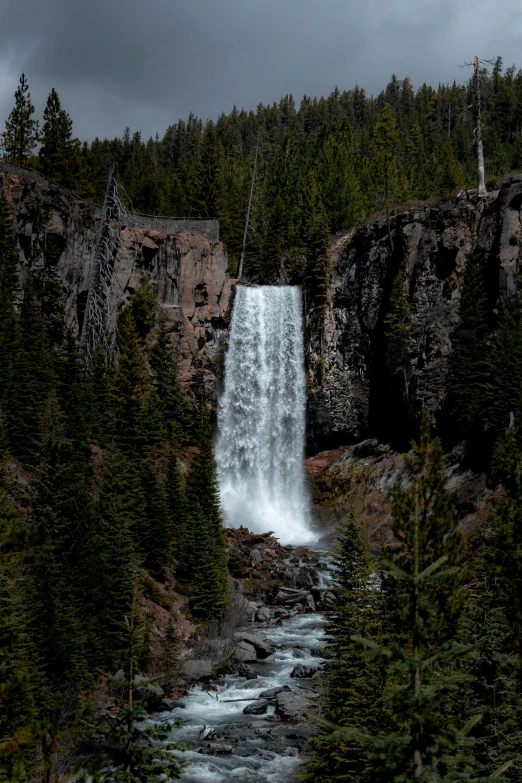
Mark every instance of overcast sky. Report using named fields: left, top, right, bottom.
left=1, top=0, right=521, bottom=142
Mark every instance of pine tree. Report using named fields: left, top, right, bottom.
left=436, top=140, right=464, bottom=196
left=140, top=455, right=172, bottom=578
left=166, top=435, right=187, bottom=564
left=328, top=414, right=491, bottom=783
left=370, top=103, right=399, bottom=252
left=486, top=422, right=522, bottom=662
left=262, top=196, right=287, bottom=283
left=192, top=121, right=224, bottom=218
left=129, top=276, right=157, bottom=342
left=181, top=409, right=228, bottom=618
left=110, top=311, right=164, bottom=458
left=39, top=88, right=80, bottom=188
left=29, top=390, right=92, bottom=690
left=149, top=312, right=187, bottom=438
left=0, top=417, right=39, bottom=781
left=0, top=188, right=18, bottom=402
left=1, top=74, right=39, bottom=163
left=305, top=206, right=331, bottom=316
left=483, top=298, right=522, bottom=436
left=161, top=616, right=179, bottom=691
left=384, top=273, right=415, bottom=344
left=96, top=587, right=185, bottom=782
left=91, top=445, right=141, bottom=663
left=6, top=277, right=55, bottom=463
left=461, top=587, right=522, bottom=781
left=302, top=513, right=383, bottom=783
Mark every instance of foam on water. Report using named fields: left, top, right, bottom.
left=216, top=286, right=316, bottom=545
left=152, top=614, right=327, bottom=783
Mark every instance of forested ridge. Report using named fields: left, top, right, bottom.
left=3, top=59, right=522, bottom=280
left=1, top=60, right=522, bottom=782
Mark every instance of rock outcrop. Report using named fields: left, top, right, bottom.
left=0, top=166, right=234, bottom=406
left=306, top=175, right=522, bottom=450
left=4, top=164, right=522, bottom=445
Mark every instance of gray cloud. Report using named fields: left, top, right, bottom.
left=0, top=0, right=521, bottom=141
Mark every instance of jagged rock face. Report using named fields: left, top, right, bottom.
left=306, top=174, right=522, bottom=451
left=1, top=170, right=234, bottom=406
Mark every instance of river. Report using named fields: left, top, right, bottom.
left=150, top=612, right=327, bottom=782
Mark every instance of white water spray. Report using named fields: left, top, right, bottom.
left=216, top=286, right=316, bottom=545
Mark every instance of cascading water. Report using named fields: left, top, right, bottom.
left=216, top=286, right=316, bottom=545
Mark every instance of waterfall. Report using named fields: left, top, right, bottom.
left=216, top=285, right=316, bottom=545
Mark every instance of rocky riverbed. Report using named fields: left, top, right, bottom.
left=149, top=612, right=327, bottom=783
left=145, top=547, right=332, bottom=783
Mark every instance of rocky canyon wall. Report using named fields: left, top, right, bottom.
left=306, top=174, right=522, bottom=451
left=0, top=166, right=235, bottom=406
left=3, top=164, right=522, bottom=447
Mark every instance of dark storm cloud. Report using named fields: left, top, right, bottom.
left=0, top=0, right=521, bottom=140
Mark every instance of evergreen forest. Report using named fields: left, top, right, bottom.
left=2, top=59, right=522, bottom=279
left=1, top=59, right=522, bottom=783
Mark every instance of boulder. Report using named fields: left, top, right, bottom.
left=256, top=652, right=277, bottom=664
left=159, top=697, right=186, bottom=710
left=243, top=699, right=269, bottom=715
left=233, top=632, right=273, bottom=659
left=255, top=606, right=271, bottom=622
left=291, top=648, right=310, bottom=659
left=180, top=659, right=213, bottom=680
left=290, top=664, right=320, bottom=679
left=259, top=685, right=292, bottom=699
left=202, top=743, right=233, bottom=755
left=236, top=663, right=257, bottom=679
left=232, top=641, right=258, bottom=662
left=305, top=594, right=316, bottom=612
left=275, top=691, right=308, bottom=722
left=134, top=681, right=165, bottom=711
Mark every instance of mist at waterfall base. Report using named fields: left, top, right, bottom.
left=216, top=286, right=316, bottom=546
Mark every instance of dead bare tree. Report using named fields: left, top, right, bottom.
left=237, top=137, right=259, bottom=280
left=460, top=55, right=497, bottom=199
left=473, top=56, right=487, bottom=198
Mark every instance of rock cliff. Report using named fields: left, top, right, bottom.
left=306, top=174, right=522, bottom=451
left=3, top=165, right=522, bottom=444
left=0, top=166, right=235, bottom=405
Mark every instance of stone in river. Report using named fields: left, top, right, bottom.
left=290, top=663, right=320, bottom=678
left=243, top=699, right=269, bottom=715
left=258, top=685, right=292, bottom=699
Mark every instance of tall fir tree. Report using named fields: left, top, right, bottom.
left=302, top=513, right=384, bottom=783
left=327, top=413, right=493, bottom=783
left=5, top=276, right=55, bottom=464
left=0, top=187, right=19, bottom=402
left=181, top=409, right=228, bottom=618
left=1, top=74, right=39, bottom=163
left=110, top=311, right=164, bottom=458
left=370, top=103, right=399, bottom=251
left=149, top=311, right=187, bottom=438
left=192, top=120, right=224, bottom=218
left=39, top=88, right=80, bottom=188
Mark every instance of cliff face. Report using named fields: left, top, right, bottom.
left=306, top=174, right=522, bottom=451
left=1, top=167, right=234, bottom=406
left=4, top=165, right=522, bottom=443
